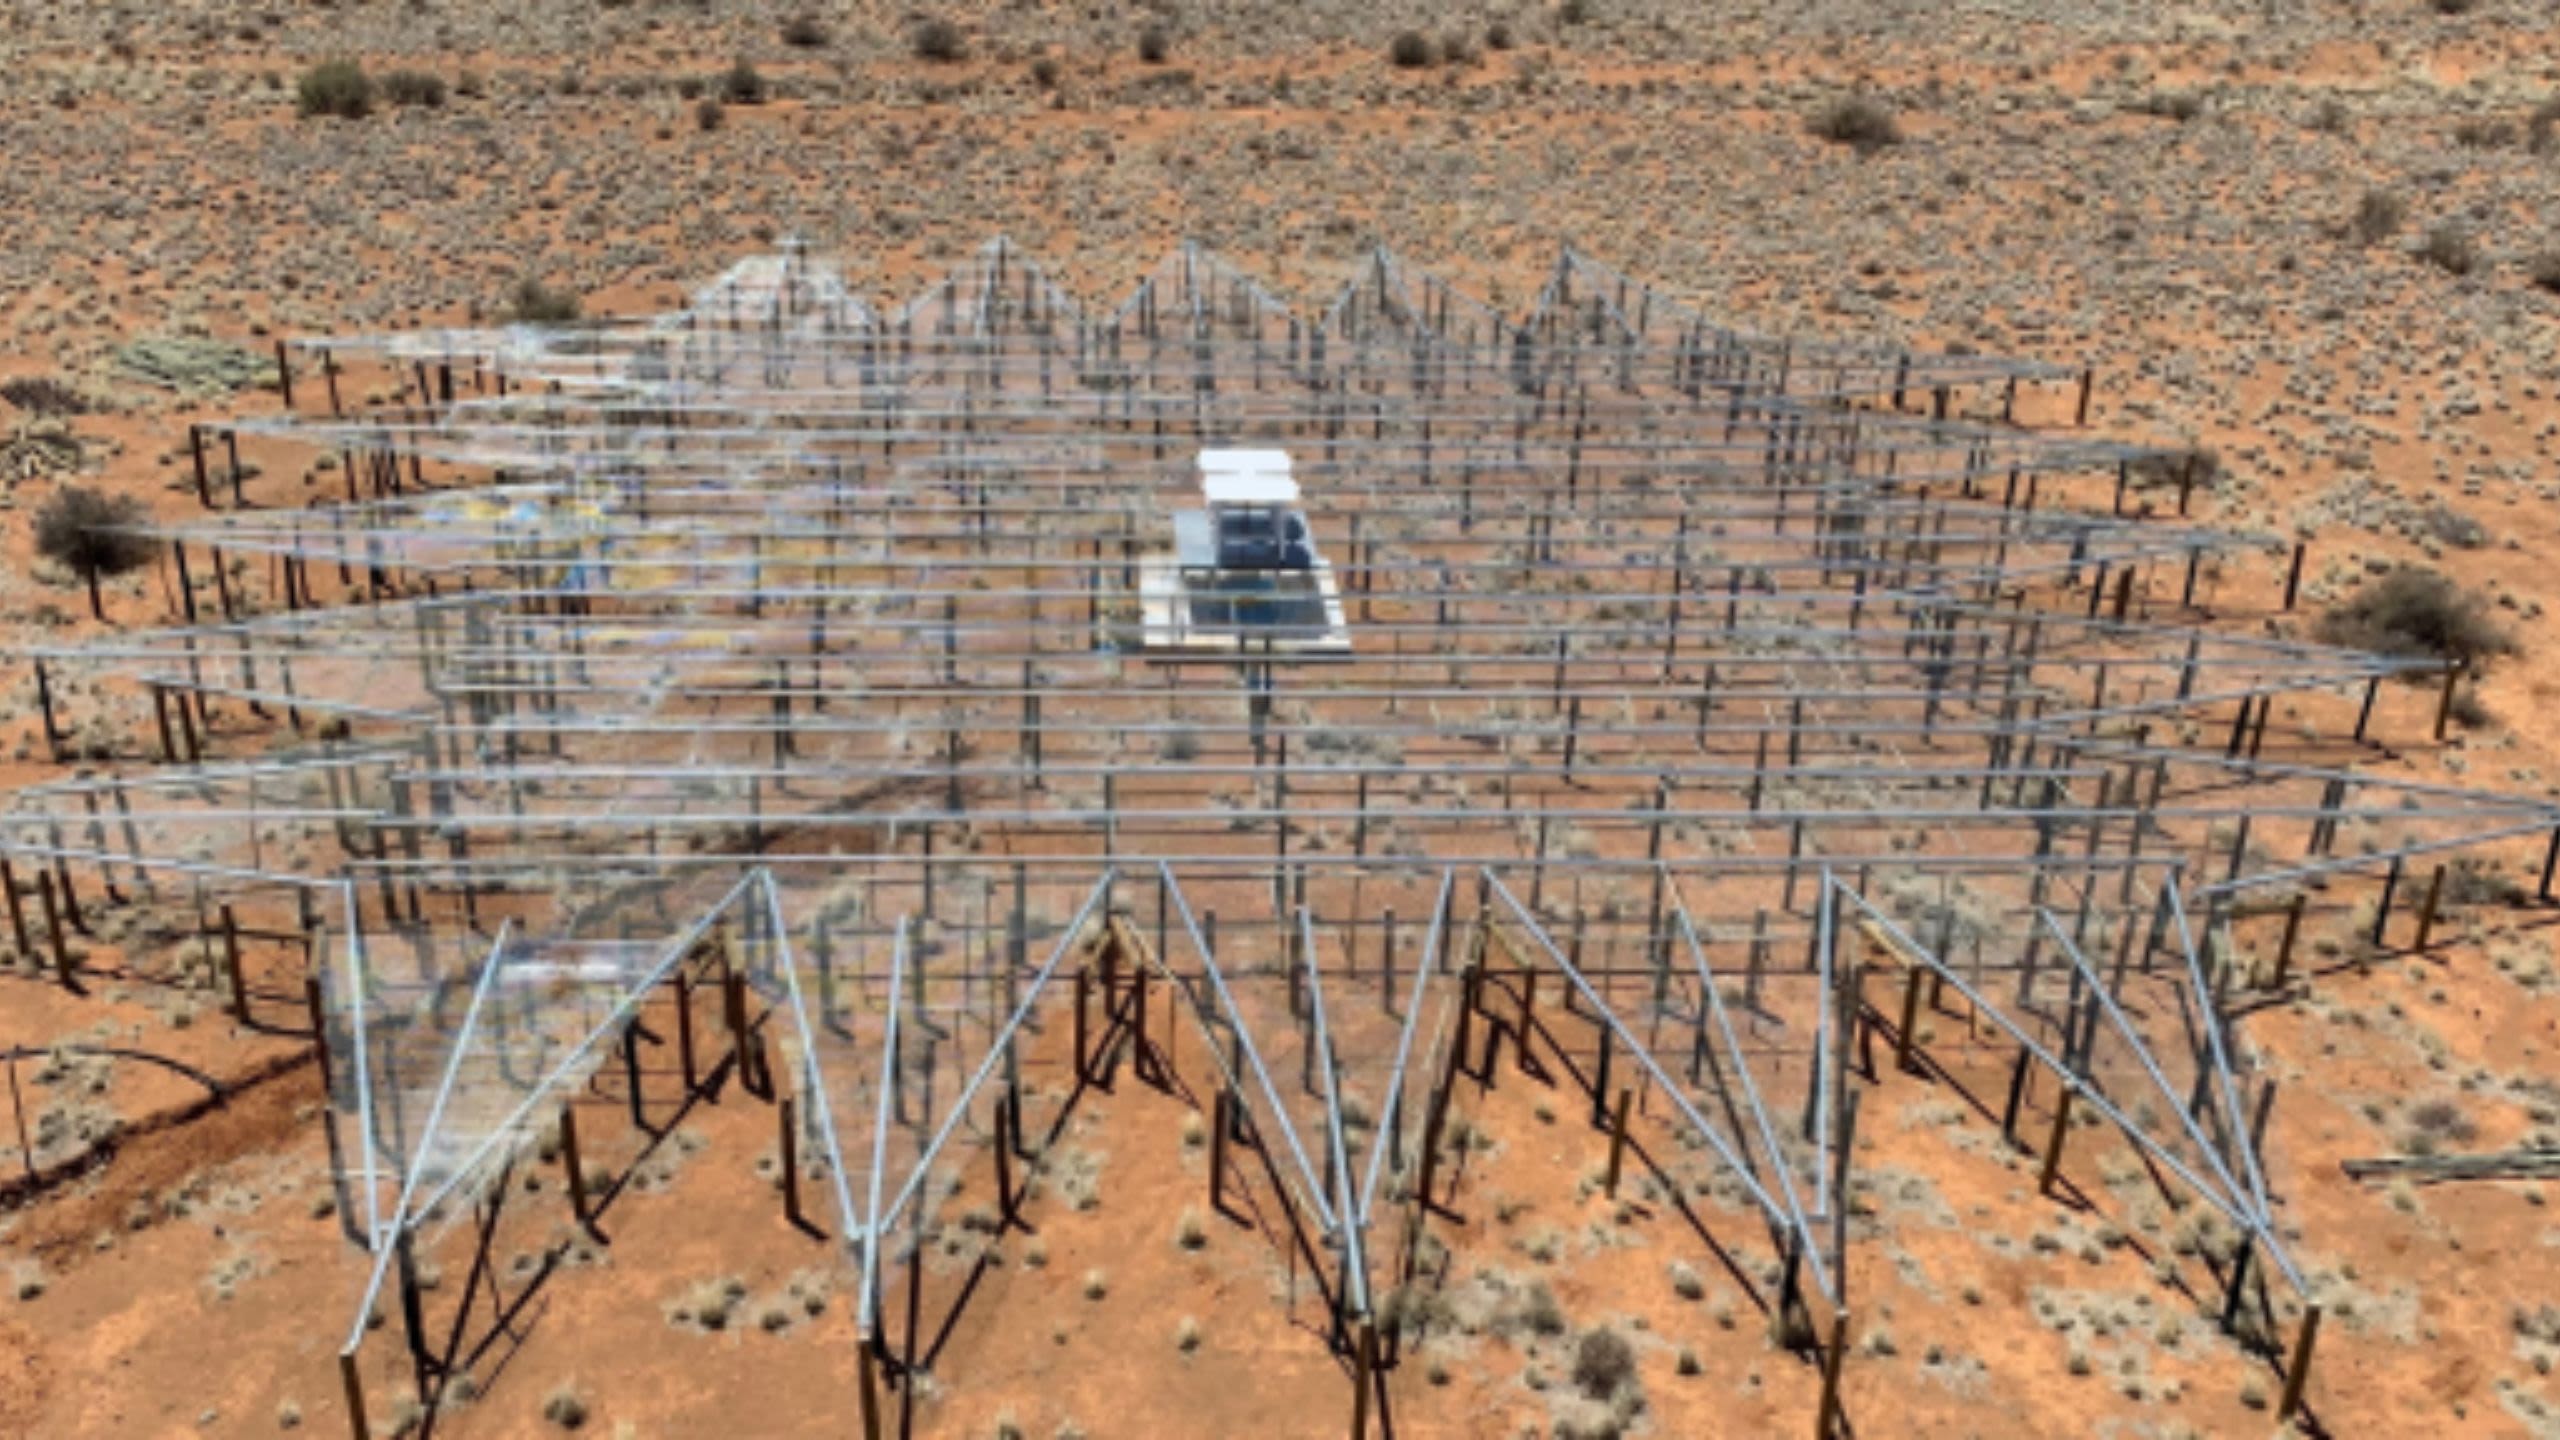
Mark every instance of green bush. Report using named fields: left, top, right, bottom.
left=2349, top=188, right=2405, bottom=246
left=296, top=60, right=373, bottom=119
left=2419, top=224, right=2479, bottom=276
left=509, top=278, right=582, bottom=325
left=1809, top=95, right=1901, bottom=153
left=2314, top=566, right=2512, bottom=671
left=1572, top=1327, right=1638, bottom=1400
left=912, top=18, right=965, bottom=62
left=380, top=69, right=445, bottom=108
left=721, top=60, right=766, bottom=105
left=35, top=485, right=157, bottom=620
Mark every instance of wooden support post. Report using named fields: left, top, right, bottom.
left=1073, top=968, right=1091, bottom=1085
left=2277, top=1304, right=2323, bottom=1424
left=338, top=1353, right=371, bottom=1440
left=36, top=870, right=73, bottom=989
left=1348, top=1320, right=1379, bottom=1439
left=189, top=424, right=212, bottom=507
left=1813, top=1309, right=1852, bottom=1439
left=560, top=1104, right=591, bottom=1228
left=2038, top=1086, right=2075, bottom=1196
left=1209, top=1089, right=1232, bottom=1213
left=856, top=1337, right=885, bottom=1440
left=221, top=904, right=249, bottom=1023
left=0, top=860, right=27, bottom=960
left=2271, top=893, right=2305, bottom=989
left=1894, top=966, right=1924, bottom=1072
left=1602, top=1087, right=1633, bottom=1198
left=779, top=1094, right=804, bottom=1229
left=993, top=1094, right=1017, bottom=1224
left=2413, top=864, right=2446, bottom=952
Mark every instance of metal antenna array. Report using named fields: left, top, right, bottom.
left=5, top=238, right=2549, bottom=1438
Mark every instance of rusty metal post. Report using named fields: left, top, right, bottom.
left=2276, top=1304, right=2322, bottom=1423
left=1602, top=1088, right=1633, bottom=1198
left=2037, top=1086, right=2075, bottom=1196
left=2412, top=864, right=2446, bottom=952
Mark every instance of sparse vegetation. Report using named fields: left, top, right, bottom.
left=509, top=278, right=583, bottom=325
left=720, top=60, right=767, bottom=105
left=2531, top=95, right=2560, bottom=155
left=2315, top=566, right=2513, bottom=671
left=781, top=15, right=830, bottom=49
left=380, top=69, right=447, bottom=109
left=2529, top=250, right=2560, bottom=296
left=2418, top=223, right=2479, bottom=276
left=1389, top=31, right=1435, bottom=69
left=1809, top=96, right=1901, bottom=153
left=2402, top=1097, right=2479, bottom=1156
left=296, top=60, right=373, bottom=119
left=35, top=484, right=157, bottom=620
left=1572, top=1326, right=1638, bottom=1399
left=913, top=18, right=966, bottom=63
left=541, top=1382, right=589, bottom=1430
left=1138, top=25, right=1173, bottom=64
left=2349, top=189, right=2405, bottom=246
left=2, top=375, right=91, bottom=417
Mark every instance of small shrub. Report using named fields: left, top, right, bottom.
left=1518, top=1279, right=1566, bottom=1336
left=1572, top=1326, right=1638, bottom=1399
left=541, top=1383, right=589, bottom=1430
left=781, top=15, right=830, bottom=48
left=1030, top=55, right=1062, bottom=88
left=1175, top=1315, right=1202, bottom=1353
left=35, top=485, right=157, bottom=620
left=2141, top=90, right=2203, bottom=122
left=2431, top=0, right=2478, bottom=14
left=2308, top=98, right=2349, bottom=134
left=2, top=376, right=90, bottom=417
left=2419, top=224, right=2479, bottom=276
left=2528, top=250, right=2560, bottom=296
left=509, top=278, right=582, bottom=325
left=2530, top=96, right=2560, bottom=155
left=1137, top=25, right=1172, bottom=64
left=2403, top=1098, right=2479, bottom=1156
left=1174, top=1206, right=1207, bottom=1251
left=2350, top=189, right=2405, bottom=246
left=380, top=69, right=446, bottom=108
left=2417, top=501, right=2487, bottom=549
left=1485, top=20, right=1515, bottom=50
left=1809, top=95, right=1900, bottom=153
left=1558, top=0, right=1593, bottom=23
left=296, top=60, right=373, bottom=118
left=1667, top=1261, right=1705, bottom=1301
left=1159, top=727, right=1201, bottom=761
left=1081, top=1268, right=1108, bottom=1300
left=913, top=18, right=966, bottom=62
left=721, top=60, right=767, bottom=105
left=695, top=97, right=724, bottom=131
left=2314, top=566, right=2512, bottom=671
left=1388, top=31, right=1435, bottom=68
